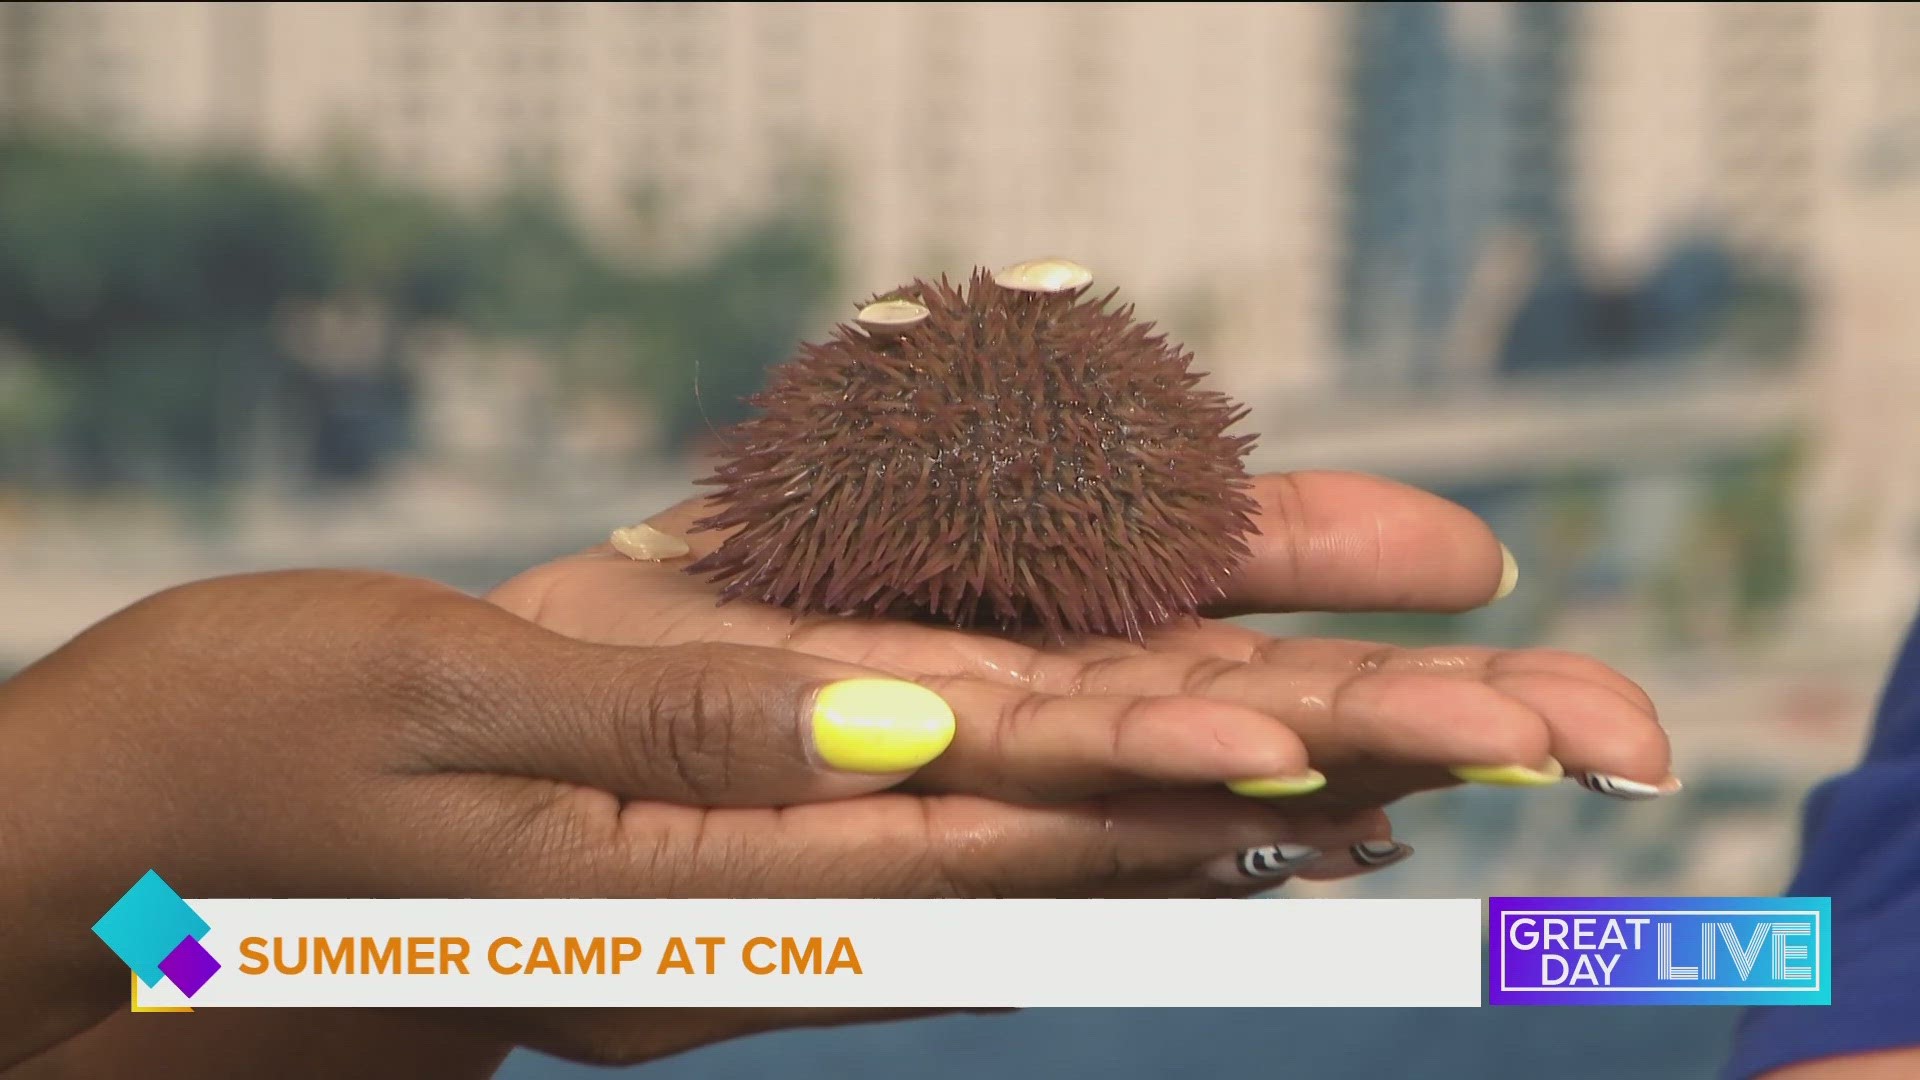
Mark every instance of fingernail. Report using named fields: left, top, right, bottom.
left=1350, top=840, right=1414, bottom=871
left=810, top=679, right=956, bottom=774
left=1493, top=543, right=1519, bottom=601
left=1451, top=758, right=1565, bottom=787
left=610, top=522, right=691, bottom=561
left=1209, top=844, right=1323, bottom=884
left=1225, top=770, right=1328, bottom=799
left=1576, top=773, right=1683, bottom=801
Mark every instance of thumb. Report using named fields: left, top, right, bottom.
left=455, top=638, right=958, bottom=807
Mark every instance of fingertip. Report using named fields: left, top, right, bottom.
left=1487, top=670, right=1673, bottom=785
left=1287, top=819, right=1411, bottom=882
left=1219, top=471, right=1520, bottom=615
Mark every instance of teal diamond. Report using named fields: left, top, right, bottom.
left=92, top=871, right=209, bottom=987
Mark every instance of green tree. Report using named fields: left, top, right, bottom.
left=0, top=136, right=324, bottom=481
left=0, top=133, right=844, bottom=483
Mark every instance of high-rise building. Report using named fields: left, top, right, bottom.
left=1569, top=2, right=1855, bottom=284
left=1547, top=1, right=1920, bottom=624
left=1338, top=2, right=1577, bottom=386
left=1795, top=4, right=1920, bottom=622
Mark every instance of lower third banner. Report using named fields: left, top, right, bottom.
left=99, top=883, right=1482, bottom=1010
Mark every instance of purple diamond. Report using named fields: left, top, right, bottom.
left=158, top=935, right=220, bottom=997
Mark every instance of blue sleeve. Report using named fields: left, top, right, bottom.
left=1724, top=614, right=1920, bottom=1079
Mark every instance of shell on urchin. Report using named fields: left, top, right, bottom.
left=684, top=266, right=1261, bottom=643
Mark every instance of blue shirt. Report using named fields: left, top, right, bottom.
left=1725, top=612, right=1920, bottom=1078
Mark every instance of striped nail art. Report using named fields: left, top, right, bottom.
left=1576, top=773, right=1682, bottom=801
left=1350, top=840, right=1414, bottom=871
left=1236, top=844, right=1323, bottom=879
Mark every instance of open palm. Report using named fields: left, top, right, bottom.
left=491, top=469, right=1672, bottom=815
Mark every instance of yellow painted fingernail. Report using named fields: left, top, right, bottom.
left=810, top=679, right=956, bottom=774
left=1493, top=543, right=1519, bottom=601
left=1451, top=758, right=1565, bottom=787
left=1226, top=771, right=1328, bottom=799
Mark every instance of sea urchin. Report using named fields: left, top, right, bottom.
left=684, top=258, right=1262, bottom=643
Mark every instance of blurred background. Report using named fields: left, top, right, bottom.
left=3, top=2, right=1917, bottom=1076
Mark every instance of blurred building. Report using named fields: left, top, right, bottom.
left=1573, top=3, right=1918, bottom=287
left=1341, top=2, right=1576, bottom=385
left=0, top=1, right=1344, bottom=412
left=1575, top=2, right=1817, bottom=282
left=1802, top=125, right=1920, bottom=622
left=3, top=3, right=1917, bottom=383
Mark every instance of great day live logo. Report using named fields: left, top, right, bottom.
left=1489, top=897, right=1831, bottom=1006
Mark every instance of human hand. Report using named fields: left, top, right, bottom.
left=0, top=569, right=1392, bottom=1071
left=495, top=470, right=1676, bottom=815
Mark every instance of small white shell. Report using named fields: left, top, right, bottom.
left=855, top=298, right=930, bottom=337
left=610, top=523, right=691, bottom=561
left=992, top=257, right=1093, bottom=294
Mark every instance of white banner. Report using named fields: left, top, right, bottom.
left=133, top=898, right=1484, bottom=1009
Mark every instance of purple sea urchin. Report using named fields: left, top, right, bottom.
left=685, top=261, right=1261, bottom=643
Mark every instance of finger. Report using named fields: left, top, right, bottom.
left=441, top=632, right=1314, bottom=811
left=1112, top=634, right=1672, bottom=790
left=692, top=793, right=1395, bottom=899
left=437, top=635, right=962, bottom=807
left=1075, top=808, right=1409, bottom=897
left=611, top=474, right=1512, bottom=616
left=1140, top=625, right=1658, bottom=719
left=1201, top=809, right=1406, bottom=890
left=1056, top=652, right=1556, bottom=769
left=1208, top=471, right=1513, bottom=616
left=903, top=679, right=1318, bottom=803
left=1053, top=647, right=1669, bottom=793
left=467, top=783, right=1390, bottom=901
left=697, top=795, right=1398, bottom=897
left=1487, top=669, right=1674, bottom=794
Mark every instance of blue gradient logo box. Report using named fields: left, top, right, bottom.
left=1488, top=897, right=1830, bottom=1006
